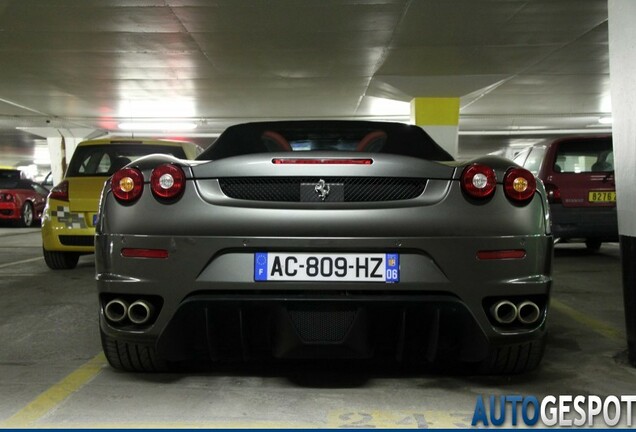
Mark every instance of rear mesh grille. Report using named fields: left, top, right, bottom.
left=288, top=310, right=357, bottom=342
left=59, top=235, right=94, bottom=246
left=218, top=177, right=426, bottom=202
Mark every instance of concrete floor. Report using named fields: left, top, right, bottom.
left=0, top=227, right=634, bottom=428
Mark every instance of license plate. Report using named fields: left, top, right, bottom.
left=254, top=252, right=399, bottom=283
left=588, top=191, right=616, bottom=203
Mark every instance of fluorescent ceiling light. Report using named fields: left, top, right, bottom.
left=598, top=117, right=613, bottom=125
left=118, top=122, right=197, bottom=131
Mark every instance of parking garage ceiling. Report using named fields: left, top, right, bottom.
left=0, top=0, right=611, bottom=158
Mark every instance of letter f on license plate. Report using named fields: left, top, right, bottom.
left=254, top=252, right=399, bottom=283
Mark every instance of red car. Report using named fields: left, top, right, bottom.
left=513, top=135, right=616, bottom=250
left=0, top=169, right=49, bottom=227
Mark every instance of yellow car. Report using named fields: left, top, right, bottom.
left=42, top=138, right=202, bottom=269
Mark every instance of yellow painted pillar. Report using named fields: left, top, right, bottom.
left=410, top=97, right=460, bottom=158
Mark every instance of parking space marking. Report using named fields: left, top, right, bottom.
left=327, top=409, right=473, bottom=428
left=551, top=299, right=625, bottom=343
left=0, top=256, right=43, bottom=269
left=36, top=420, right=320, bottom=428
left=32, top=410, right=473, bottom=429
left=1, top=353, right=106, bottom=428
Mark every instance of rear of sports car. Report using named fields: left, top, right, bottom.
left=95, top=121, right=552, bottom=374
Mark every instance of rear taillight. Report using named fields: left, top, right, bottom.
left=461, top=164, right=497, bottom=199
left=150, top=164, right=185, bottom=201
left=504, top=168, right=536, bottom=203
left=49, top=181, right=69, bottom=202
left=544, top=182, right=561, bottom=204
left=111, top=168, right=144, bottom=203
left=0, top=193, right=13, bottom=202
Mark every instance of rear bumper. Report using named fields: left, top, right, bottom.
left=41, top=198, right=96, bottom=252
left=152, top=293, right=535, bottom=363
left=0, top=202, right=19, bottom=220
left=550, top=204, right=618, bottom=240
left=96, top=233, right=552, bottom=363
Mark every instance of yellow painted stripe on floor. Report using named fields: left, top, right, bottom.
left=1, top=353, right=106, bottom=428
left=0, top=256, right=43, bottom=269
left=551, top=299, right=625, bottom=343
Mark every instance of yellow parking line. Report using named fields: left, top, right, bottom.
left=0, top=256, right=43, bottom=269
left=551, top=299, right=625, bottom=343
left=1, top=353, right=106, bottom=428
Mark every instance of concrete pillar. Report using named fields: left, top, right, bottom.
left=46, top=136, right=82, bottom=186
left=410, top=97, right=460, bottom=158
left=608, top=0, right=636, bottom=367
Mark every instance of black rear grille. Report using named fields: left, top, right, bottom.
left=218, top=177, right=426, bottom=202
left=59, top=235, right=94, bottom=246
left=288, top=310, right=358, bottom=343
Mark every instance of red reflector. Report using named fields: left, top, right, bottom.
left=121, top=248, right=168, bottom=259
left=272, top=158, right=373, bottom=165
left=477, top=250, right=526, bottom=260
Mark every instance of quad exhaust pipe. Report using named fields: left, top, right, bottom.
left=104, top=298, right=154, bottom=325
left=490, top=299, right=541, bottom=325
left=490, top=300, right=518, bottom=324
left=127, top=300, right=154, bottom=325
left=104, top=299, right=129, bottom=323
left=517, top=300, right=541, bottom=325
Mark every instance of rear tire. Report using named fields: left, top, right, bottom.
left=43, top=248, right=80, bottom=270
left=100, top=329, right=169, bottom=372
left=585, top=239, right=602, bottom=251
left=476, top=336, right=545, bottom=375
left=17, top=201, right=34, bottom=227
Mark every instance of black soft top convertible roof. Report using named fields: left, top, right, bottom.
left=198, top=120, right=454, bottom=162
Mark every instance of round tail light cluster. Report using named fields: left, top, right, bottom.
left=461, top=164, right=537, bottom=204
left=111, top=168, right=144, bottom=203
left=461, top=164, right=497, bottom=199
left=111, top=164, right=186, bottom=204
left=504, top=168, right=536, bottom=203
left=150, top=164, right=185, bottom=200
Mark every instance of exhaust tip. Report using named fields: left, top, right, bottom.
left=104, top=299, right=129, bottom=323
left=517, top=301, right=541, bottom=325
left=490, top=300, right=518, bottom=324
left=128, top=300, right=153, bottom=325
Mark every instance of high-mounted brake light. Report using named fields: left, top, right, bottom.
left=504, top=168, right=536, bottom=203
left=272, top=158, right=373, bottom=165
left=49, top=181, right=70, bottom=202
left=111, top=168, right=144, bottom=203
left=150, top=164, right=186, bottom=201
left=461, top=164, right=497, bottom=199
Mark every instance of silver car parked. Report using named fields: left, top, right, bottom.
left=96, top=120, right=552, bottom=374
